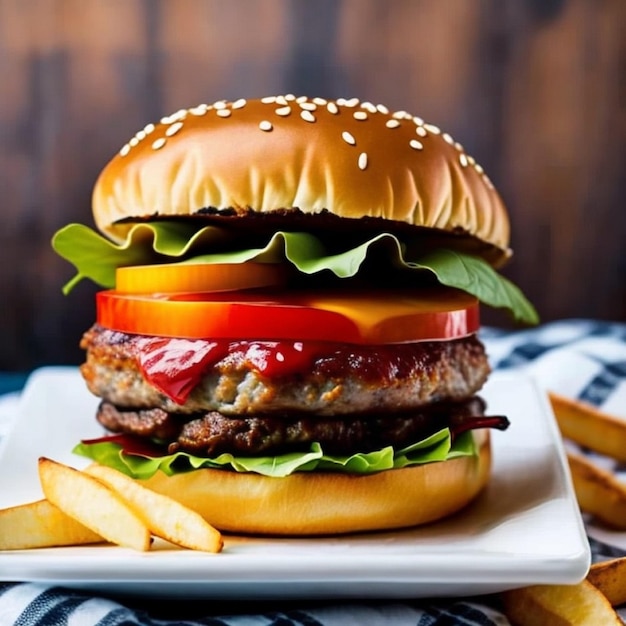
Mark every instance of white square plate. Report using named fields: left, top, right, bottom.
left=0, top=367, right=590, bottom=599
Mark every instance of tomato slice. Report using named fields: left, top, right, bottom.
left=115, top=262, right=288, bottom=294
left=96, top=287, right=479, bottom=344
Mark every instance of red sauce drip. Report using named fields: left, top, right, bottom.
left=136, top=337, right=325, bottom=405
left=83, top=433, right=163, bottom=457
left=137, top=338, right=229, bottom=405
left=234, top=341, right=317, bottom=377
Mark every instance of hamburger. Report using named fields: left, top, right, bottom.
left=52, top=95, right=537, bottom=536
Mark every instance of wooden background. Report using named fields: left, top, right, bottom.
left=0, top=0, right=624, bottom=371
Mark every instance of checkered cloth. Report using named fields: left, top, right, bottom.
left=1, top=319, right=625, bottom=625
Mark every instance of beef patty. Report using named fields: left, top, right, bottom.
left=80, top=325, right=490, bottom=417
left=96, top=396, right=500, bottom=457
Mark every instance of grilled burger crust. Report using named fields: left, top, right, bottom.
left=96, top=396, right=487, bottom=457
left=80, top=325, right=490, bottom=417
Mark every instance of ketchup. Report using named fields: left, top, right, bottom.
left=136, top=337, right=325, bottom=405
left=137, top=338, right=228, bottom=405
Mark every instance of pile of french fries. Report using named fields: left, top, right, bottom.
left=0, top=457, right=222, bottom=553
left=551, top=392, right=626, bottom=530
left=502, top=393, right=626, bottom=624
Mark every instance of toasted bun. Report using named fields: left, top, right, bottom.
left=138, top=430, right=491, bottom=536
left=93, top=96, right=511, bottom=265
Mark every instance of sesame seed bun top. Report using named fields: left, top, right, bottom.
left=93, top=95, right=511, bottom=266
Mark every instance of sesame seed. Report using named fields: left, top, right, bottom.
left=392, top=110, right=408, bottom=119
left=160, top=115, right=173, bottom=124
left=361, top=101, right=377, bottom=113
left=454, top=141, right=464, bottom=152
left=152, top=137, right=166, bottom=150
left=336, top=98, right=347, bottom=106
left=376, top=104, right=389, bottom=114
left=313, top=97, right=327, bottom=105
left=275, top=95, right=288, bottom=105
left=171, top=109, right=187, bottom=122
left=299, top=102, right=317, bottom=111
left=213, top=100, right=227, bottom=110
left=135, top=130, right=146, bottom=140
left=275, top=106, right=291, bottom=116
left=144, top=123, right=155, bottom=134
left=475, top=163, right=484, bottom=174
left=459, top=154, right=468, bottom=167
left=327, top=102, right=339, bottom=114
left=300, top=110, right=316, bottom=123
left=413, top=116, right=424, bottom=126
left=129, top=137, right=139, bottom=147
left=262, top=96, right=277, bottom=103
left=285, top=93, right=296, bottom=101
left=189, top=105, right=208, bottom=116
left=344, top=97, right=360, bottom=107
left=216, top=109, right=232, bottom=118
left=342, top=131, right=356, bottom=145
left=385, top=119, right=401, bottom=129
left=119, top=144, right=131, bottom=157
left=416, top=126, right=428, bottom=137
left=443, top=133, right=454, bottom=145
left=468, top=155, right=476, bottom=165
left=259, top=120, right=273, bottom=131
left=424, top=123, right=440, bottom=134
left=410, top=139, right=424, bottom=150
left=232, top=98, right=247, bottom=109
left=296, top=95, right=308, bottom=103
left=165, top=121, right=183, bottom=137
left=353, top=111, right=368, bottom=121
left=483, top=176, right=494, bottom=189
left=358, top=152, right=368, bottom=170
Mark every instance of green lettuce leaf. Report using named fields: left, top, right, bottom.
left=410, top=249, right=539, bottom=325
left=52, top=221, right=538, bottom=324
left=73, top=429, right=476, bottom=479
left=52, top=222, right=236, bottom=294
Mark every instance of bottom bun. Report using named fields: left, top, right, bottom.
left=140, top=430, right=491, bottom=536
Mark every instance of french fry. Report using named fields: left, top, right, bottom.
left=85, top=463, right=223, bottom=553
left=550, top=393, right=626, bottom=462
left=502, top=580, right=622, bottom=625
left=587, top=557, right=626, bottom=607
left=567, top=452, right=626, bottom=529
left=38, top=457, right=151, bottom=551
left=0, top=499, right=102, bottom=550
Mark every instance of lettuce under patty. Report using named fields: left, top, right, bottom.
left=52, top=222, right=538, bottom=324
left=73, top=428, right=476, bottom=479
